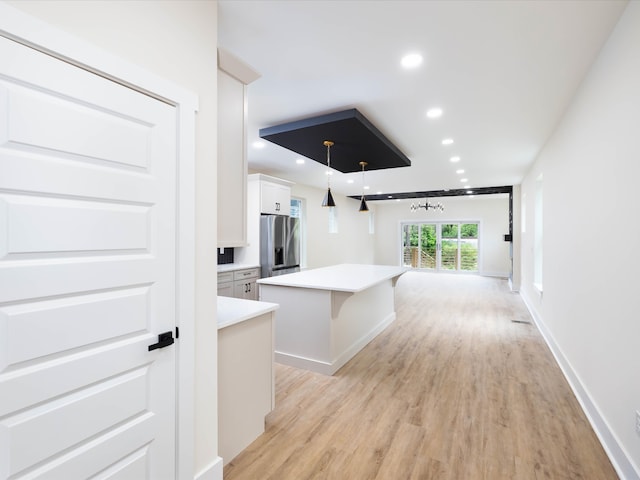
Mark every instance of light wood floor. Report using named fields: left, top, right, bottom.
left=224, top=272, right=617, bottom=479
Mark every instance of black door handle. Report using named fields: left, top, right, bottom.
left=148, top=331, right=174, bottom=351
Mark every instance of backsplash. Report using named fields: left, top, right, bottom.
left=218, top=247, right=234, bottom=265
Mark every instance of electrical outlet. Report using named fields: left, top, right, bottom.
left=636, top=411, right=640, bottom=436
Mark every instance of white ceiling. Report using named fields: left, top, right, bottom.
left=218, top=0, right=627, bottom=199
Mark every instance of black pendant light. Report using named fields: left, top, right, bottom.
left=358, top=161, right=369, bottom=212
left=321, top=140, right=336, bottom=207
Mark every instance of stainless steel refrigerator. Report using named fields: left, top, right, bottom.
left=260, top=215, right=300, bottom=277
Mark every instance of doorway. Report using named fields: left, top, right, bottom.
left=402, top=222, right=479, bottom=272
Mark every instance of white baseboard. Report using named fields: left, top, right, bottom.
left=520, top=291, right=640, bottom=480
left=480, top=270, right=510, bottom=278
left=332, top=312, right=395, bottom=373
left=194, top=456, right=223, bottom=480
left=275, top=350, right=334, bottom=375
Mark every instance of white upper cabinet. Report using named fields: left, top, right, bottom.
left=248, top=174, right=294, bottom=216
left=260, top=180, right=291, bottom=216
left=217, top=49, right=260, bottom=248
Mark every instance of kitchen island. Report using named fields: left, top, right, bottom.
left=257, top=264, right=406, bottom=375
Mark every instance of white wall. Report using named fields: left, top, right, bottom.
left=290, top=184, right=376, bottom=268
left=6, top=1, right=221, bottom=477
left=520, top=2, right=640, bottom=477
left=373, top=195, right=511, bottom=277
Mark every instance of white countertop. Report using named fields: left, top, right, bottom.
left=217, top=296, right=279, bottom=330
left=256, top=264, right=407, bottom=293
left=217, top=263, right=260, bottom=273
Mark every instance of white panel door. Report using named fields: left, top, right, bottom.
left=0, top=35, right=178, bottom=479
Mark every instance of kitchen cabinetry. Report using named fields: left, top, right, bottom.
left=217, top=49, right=260, bottom=248
left=233, top=267, right=260, bottom=300
left=218, top=267, right=260, bottom=301
left=260, top=180, right=291, bottom=215
left=234, top=174, right=294, bottom=267
left=248, top=174, right=293, bottom=216
left=217, top=296, right=278, bottom=465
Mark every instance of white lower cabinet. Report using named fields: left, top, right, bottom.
left=217, top=296, right=277, bottom=466
left=218, top=267, right=260, bottom=300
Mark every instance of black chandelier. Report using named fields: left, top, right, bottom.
left=410, top=201, right=444, bottom=212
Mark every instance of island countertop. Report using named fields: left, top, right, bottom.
left=217, top=296, right=279, bottom=330
left=256, top=264, right=407, bottom=293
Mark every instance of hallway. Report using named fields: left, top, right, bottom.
left=224, top=272, right=617, bottom=479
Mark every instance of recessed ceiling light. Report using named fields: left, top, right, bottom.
left=467, top=190, right=474, bottom=194
left=252, top=141, right=266, bottom=149
left=442, top=138, right=454, bottom=145
left=296, top=158, right=305, bottom=165
left=456, top=169, right=465, bottom=174
left=396, top=199, right=401, bottom=202
left=426, top=108, right=443, bottom=119
left=450, top=156, right=461, bottom=163
left=376, top=191, right=383, bottom=195
left=347, top=179, right=354, bottom=184
left=388, top=195, right=393, bottom=199
left=464, top=185, right=471, bottom=189
left=364, top=186, right=370, bottom=190
left=401, top=53, right=423, bottom=69
left=460, top=178, right=468, bottom=182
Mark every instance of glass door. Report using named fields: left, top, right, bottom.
left=460, top=223, right=479, bottom=271
left=402, top=223, right=436, bottom=269
left=401, top=221, right=479, bottom=273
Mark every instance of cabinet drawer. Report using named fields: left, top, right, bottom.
left=233, top=268, right=260, bottom=281
left=218, top=271, right=234, bottom=283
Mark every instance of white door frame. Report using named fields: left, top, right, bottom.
left=0, top=4, right=198, bottom=479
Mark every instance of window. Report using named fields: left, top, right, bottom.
left=291, top=197, right=305, bottom=268
left=328, top=206, right=338, bottom=233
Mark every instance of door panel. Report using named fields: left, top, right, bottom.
left=0, top=36, right=177, bottom=479
left=3, top=368, right=148, bottom=475
left=4, top=82, right=150, bottom=169
left=1, top=287, right=149, bottom=368
left=2, top=195, right=150, bottom=254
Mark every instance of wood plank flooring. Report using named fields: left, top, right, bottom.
left=224, top=272, right=618, bottom=479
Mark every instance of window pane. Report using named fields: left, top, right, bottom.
left=460, top=239, right=478, bottom=271
left=461, top=223, right=477, bottom=238
left=441, top=223, right=458, bottom=239
left=441, top=239, right=457, bottom=270
left=420, top=224, right=436, bottom=269
left=402, top=224, right=418, bottom=268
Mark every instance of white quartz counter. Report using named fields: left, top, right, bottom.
left=217, top=296, right=278, bottom=330
left=257, top=263, right=407, bottom=292
left=217, top=263, right=260, bottom=273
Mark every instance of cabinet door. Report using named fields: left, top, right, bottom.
left=247, top=280, right=258, bottom=300
left=217, top=69, right=247, bottom=247
left=233, top=279, right=257, bottom=300
left=218, top=282, right=234, bottom=297
left=261, top=182, right=290, bottom=216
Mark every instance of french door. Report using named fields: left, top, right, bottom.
left=402, top=222, right=479, bottom=272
